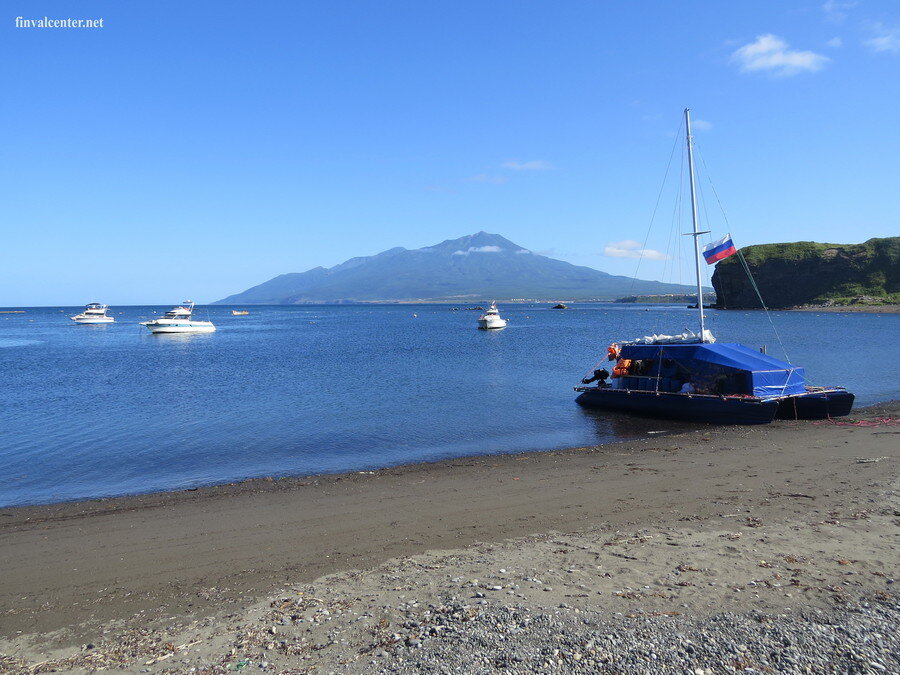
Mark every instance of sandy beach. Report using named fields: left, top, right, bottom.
left=1, top=403, right=897, bottom=673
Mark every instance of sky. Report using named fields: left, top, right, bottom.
left=2, top=0, right=898, bottom=305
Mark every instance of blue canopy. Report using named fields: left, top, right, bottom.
left=618, top=342, right=806, bottom=398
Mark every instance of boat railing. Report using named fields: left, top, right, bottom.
left=574, top=385, right=763, bottom=401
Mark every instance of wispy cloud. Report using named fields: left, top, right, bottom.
left=822, top=0, right=856, bottom=24
left=603, top=240, right=667, bottom=260
left=864, top=23, right=900, bottom=54
left=501, top=160, right=554, bottom=171
left=826, top=36, right=843, bottom=48
left=452, top=245, right=503, bottom=256
left=731, top=34, right=829, bottom=76
left=466, top=174, right=508, bottom=184
left=692, top=119, right=713, bottom=131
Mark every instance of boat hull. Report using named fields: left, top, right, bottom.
left=477, top=319, right=507, bottom=329
left=575, top=387, right=779, bottom=425
left=71, top=317, right=115, bottom=324
left=774, top=389, right=854, bottom=420
left=143, top=323, right=216, bottom=334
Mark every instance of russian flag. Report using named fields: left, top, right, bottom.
left=702, top=233, right=737, bottom=264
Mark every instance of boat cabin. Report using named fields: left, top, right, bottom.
left=608, top=342, right=806, bottom=399
left=163, top=307, right=193, bottom=319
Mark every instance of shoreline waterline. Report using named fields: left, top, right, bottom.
left=1, top=399, right=895, bottom=512
left=1, top=401, right=896, bottom=671
left=2, top=305, right=896, bottom=508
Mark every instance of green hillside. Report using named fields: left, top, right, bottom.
left=711, top=237, right=900, bottom=308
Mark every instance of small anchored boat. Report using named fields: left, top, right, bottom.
left=140, top=301, right=215, bottom=334
left=477, top=301, right=507, bottom=330
left=71, top=303, right=115, bottom=324
left=575, top=110, right=853, bottom=424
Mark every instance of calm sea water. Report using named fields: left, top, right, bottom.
left=1, top=304, right=897, bottom=507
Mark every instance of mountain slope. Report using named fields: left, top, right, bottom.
left=215, top=232, right=700, bottom=304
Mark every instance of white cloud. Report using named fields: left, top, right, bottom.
left=501, top=160, right=554, bottom=171
left=822, top=0, right=856, bottom=24
left=731, top=34, right=829, bottom=76
left=603, top=240, right=668, bottom=260
left=865, top=23, right=900, bottom=54
left=514, top=249, right=531, bottom=254
left=826, top=36, right=843, bottom=48
left=452, top=245, right=503, bottom=256
left=692, top=119, right=713, bottom=131
left=466, top=174, right=508, bottom=184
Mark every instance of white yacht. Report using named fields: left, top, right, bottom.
left=140, top=301, right=215, bottom=334
left=477, top=301, right=507, bottom=330
left=71, top=303, right=115, bottom=324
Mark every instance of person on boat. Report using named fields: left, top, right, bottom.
left=679, top=381, right=695, bottom=394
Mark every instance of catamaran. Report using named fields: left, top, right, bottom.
left=574, top=109, right=854, bottom=424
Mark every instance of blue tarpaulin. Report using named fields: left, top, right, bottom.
left=618, top=342, right=806, bottom=398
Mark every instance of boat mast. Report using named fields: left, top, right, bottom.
left=684, top=108, right=708, bottom=341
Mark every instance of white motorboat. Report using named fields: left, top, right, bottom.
left=477, top=301, right=507, bottom=330
left=140, top=301, right=215, bottom=334
left=71, top=303, right=115, bottom=324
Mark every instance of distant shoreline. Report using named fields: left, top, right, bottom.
left=709, top=303, right=900, bottom=314
left=787, top=303, right=900, bottom=313
left=5, top=301, right=898, bottom=311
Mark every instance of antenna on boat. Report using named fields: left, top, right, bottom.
left=684, top=108, right=710, bottom=342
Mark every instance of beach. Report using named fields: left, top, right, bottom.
left=1, top=403, right=897, bottom=673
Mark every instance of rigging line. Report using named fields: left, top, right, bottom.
left=629, top=116, right=685, bottom=295
left=736, top=249, right=792, bottom=365
left=693, top=164, right=716, bottom=304
left=581, top=355, right=607, bottom=382
left=661, top=141, right=684, bottom=290
left=694, top=142, right=731, bottom=298
left=658, top=142, right=685, bottom=333
left=661, top=136, right=685, bottom=295
left=696, top=143, right=796, bottom=369
left=693, top=152, right=710, bottom=230
left=695, top=143, right=731, bottom=229
left=677, top=136, right=686, bottom=287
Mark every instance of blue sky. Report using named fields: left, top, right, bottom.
left=3, top=0, right=898, bottom=305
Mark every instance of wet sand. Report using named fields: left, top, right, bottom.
left=1, top=403, right=897, bottom=672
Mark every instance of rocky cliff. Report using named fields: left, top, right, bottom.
left=711, top=237, right=900, bottom=309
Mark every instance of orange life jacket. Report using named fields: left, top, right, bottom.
left=612, top=359, right=632, bottom=378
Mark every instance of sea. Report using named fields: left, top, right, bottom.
left=1, top=304, right=897, bottom=508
